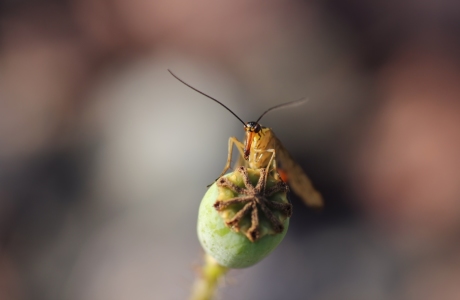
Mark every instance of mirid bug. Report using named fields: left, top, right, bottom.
left=169, top=70, right=323, bottom=208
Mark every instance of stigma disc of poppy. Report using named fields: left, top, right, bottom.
left=169, top=70, right=323, bottom=208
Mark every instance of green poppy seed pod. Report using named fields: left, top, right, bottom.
left=197, top=167, right=292, bottom=269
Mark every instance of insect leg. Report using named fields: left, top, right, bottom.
left=252, top=148, right=277, bottom=192
left=217, top=137, right=245, bottom=179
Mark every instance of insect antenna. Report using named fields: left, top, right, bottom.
left=256, top=98, right=308, bottom=123
left=168, top=69, right=246, bottom=126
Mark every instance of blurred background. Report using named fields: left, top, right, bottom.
left=1, top=0, right=460, bottom=299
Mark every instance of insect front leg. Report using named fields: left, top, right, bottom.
left=214, top=137, right=245, bottom=180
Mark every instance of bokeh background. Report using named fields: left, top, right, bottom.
left=1, top=0, right=460, bottom=299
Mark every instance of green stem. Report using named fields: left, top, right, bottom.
left=190, top=254, right=229, bottom=300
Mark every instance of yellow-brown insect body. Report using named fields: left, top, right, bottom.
left=245, top=127, right=277, bottom=170
left=241, top=125, right=324, bottom=208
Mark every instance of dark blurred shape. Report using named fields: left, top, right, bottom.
left=325, top=0, right=460, bottom=69
left=354, top=40, right=460, bottom=250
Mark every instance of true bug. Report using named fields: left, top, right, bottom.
left=169, top=70, right=323, bottom=207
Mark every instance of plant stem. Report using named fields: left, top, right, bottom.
left=190, top=254, right=229, bottom=300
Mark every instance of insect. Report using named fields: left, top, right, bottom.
left=169, top=70, right=323, bottom=208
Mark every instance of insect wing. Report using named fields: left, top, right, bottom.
left=273, top=136, right=323, bottom=208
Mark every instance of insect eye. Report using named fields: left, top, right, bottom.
left=245, top=121, right=260, bottom=132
